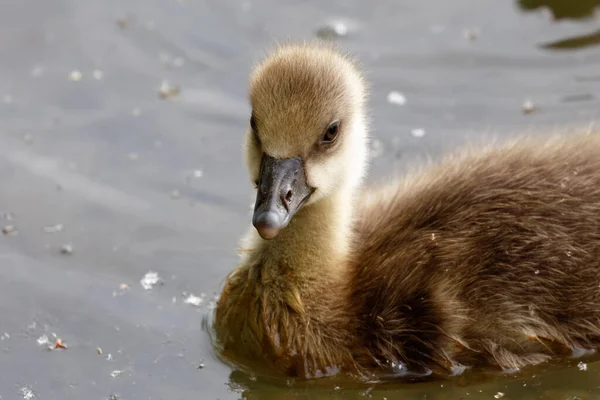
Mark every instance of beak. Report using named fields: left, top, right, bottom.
left=252, top=155, right=314, bottom=240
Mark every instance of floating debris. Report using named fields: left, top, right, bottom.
left=19, top=386, right=36, bottom=400
left=43, top=223, right=64, bottom=233
left=534, top=269, right=540, bottom=275
left=37, top=334, right=50, bottom=346
left=109, top=395, right=119, bottom=400
left=184, top=293, right=203, bottom=307
left=316, top=20, right=349, bottom=39
left=170, top=190, right=180, bottom=199
left=113, top=283, right=130, bottom=297
left=2, top=225, right=17, bottom=235
left=110, top=370, right=124, bottom=378
left=54, top=338, right=67, bottom=349
left=116, top=14, right=136, bottom=29
left=3, top=94, right=14, bottom=104
left=2, top=332, right=10, bottom=340
left=31, top=65, right=44, bottom=78
left=522, top=99, right=537, bottom=114
left=92, top=69, right=104, bottom=80
left=410, top=128, right=426, bottom=138
left=97, top=347, right=103, bottom=355
left=132, top=107, right=141, bottom=117
left=198, top=362, right=205, bottom=369
left=494, top=392, right=505, bottom=399
left=60, top=243, right=74, bottom=255
left=107, top=353, right=113, bottom=361
left=69, top=70, right=82, bottom=82
left=140, top=271, right=162, bottom=290
left=369, top=138, right=384, bottom=158
left=192, top=169, right=203, bottom=178
left=578, top=361, right=588, bottom=371
left=158, top=80, right=180, bottom=100
left=387, top=91, right=406, bottom=106
left=463, top=27, right=481, bottom=41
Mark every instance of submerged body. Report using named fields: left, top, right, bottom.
left=214, top=42, right=600, bottom=380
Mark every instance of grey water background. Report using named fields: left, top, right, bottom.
left=0, top=0, right=599, bottom=398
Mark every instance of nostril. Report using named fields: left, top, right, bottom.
left=285, top=190, right=293, bottom=203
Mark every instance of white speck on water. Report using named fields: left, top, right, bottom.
left=522, top=99, right=537, bottom=114
left=92, top=69, right=104, bottom=80
left=369, top=138, right=384, bottom=158
left=411, top=128, right=426, bottom=138
left=132, top=107, right=141, bottom=117
left=69, top=70, right=82, bottom=82
left=566, top=251, right=572, bottom=257
left=534, top=269, right=540, bottom=275
left=462, top=27, right=480, bottom=40
left=578, top=361, right=588, bottom=371
left=43, top=223, right=64, bottom=233
left=192, top=169, right=203, bottom=178
left=31, top=65, right=44, bottom=78
left=107, top=353, right=113, bottom=361
left=3, top=94, right=13, bottom=104
left=333, top=386, right=341, bottom=391
left=128, top=152, right=139, bottom=161
left=140, top=271, right=162, bottom=290
left=315, top=19, right=353, bottom=39
left=37, top=334, right=50, bottom=346
left=494, top=392, right=504, bottom=399
left=431, top=233, right=436, bottom=240
left=184, top=293, right=203, bottom=307
left=158, top=80, right=180, bottom=100
left=110, top=370, right=123, bottom=378
left=2, top=225, right=17, bottom=235
left=1, top=332, right=9, bottom=340
left=19, top=387, right=36, bottom=400
left=60, top=243, right=74, bottom=255
left=387, top=91, right=406, bottom=106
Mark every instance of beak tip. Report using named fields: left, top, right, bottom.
left=253, top=211, right=284, bottom=240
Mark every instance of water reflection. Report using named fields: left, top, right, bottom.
left=518, top=0, right=600, bottom=20
left=518, top=0, right=600, bottom=49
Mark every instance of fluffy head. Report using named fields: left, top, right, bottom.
left=244, top=41, right=369, bottom=203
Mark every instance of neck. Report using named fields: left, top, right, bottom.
left=244, top=185, right=356, bottom=292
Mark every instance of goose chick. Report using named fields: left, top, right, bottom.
left=214, top=41, right=600, bottom=380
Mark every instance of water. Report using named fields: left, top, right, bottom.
left=0, top=0, right=598, bottom=398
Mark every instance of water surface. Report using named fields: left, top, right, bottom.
left=0, top=0, right=599, bottom=398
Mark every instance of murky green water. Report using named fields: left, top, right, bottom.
left=0, top=0, right=599, bottom=398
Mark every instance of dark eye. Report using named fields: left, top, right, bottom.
left=322, top=122, right=339, bottom=144
left=250, top=114, right=257, bottom=131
